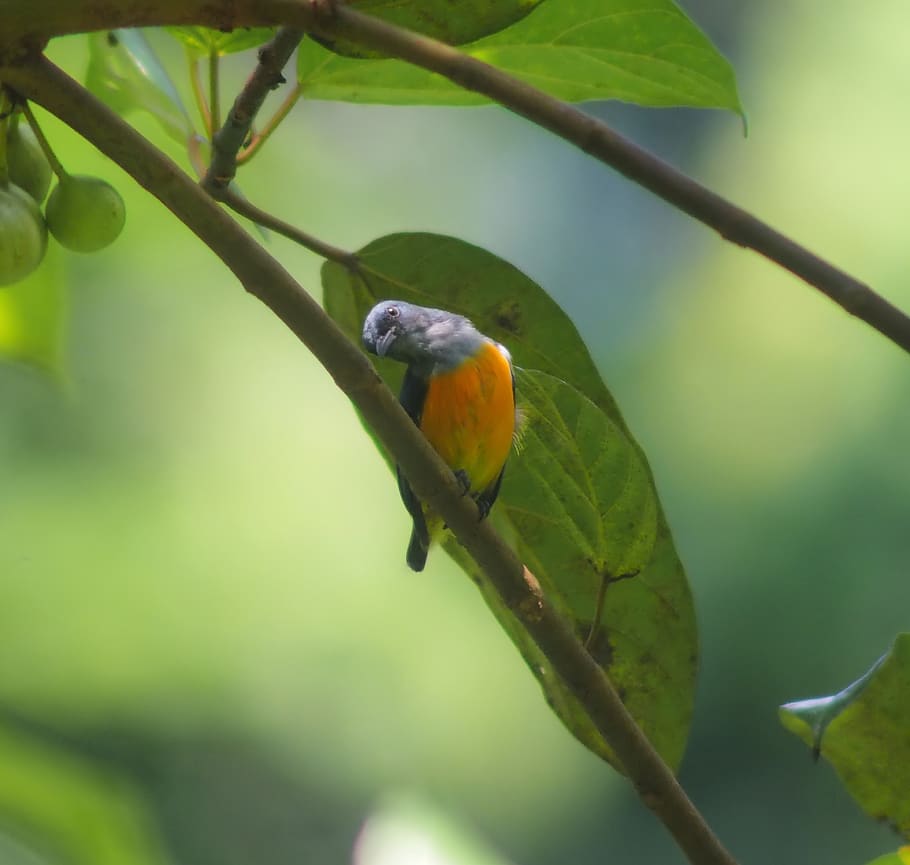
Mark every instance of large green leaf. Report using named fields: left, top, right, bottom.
left=85, top=30, right=194, bottom=147
left=505, top=369, right=657, bottom=588
left=323, top=232, right=696, bottom=770
left=0, top=721, right=168, bottom=865
left=780, top=634, right=910, bottom=839
left=298, top=0, right=741, bottom=112
left=312, top=0, right=542, bottom=59
left=0, top=245, right=64, bottom=374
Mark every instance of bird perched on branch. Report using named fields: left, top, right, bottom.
left=362, top=300, right=517, bottom=571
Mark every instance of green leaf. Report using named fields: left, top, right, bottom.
left=0, top=721, right=168, bottom=865
left=0, top=244, right=65, bottom=374
left=505, top=369, right=658, bottom=585
left=167, top=26, right=276, bottom=56
left=85, top=30, right=194, bottom=146
left=313, top=0, right=542, bottom=59
left=298, top=0, right=741, bottom=112
left=323, top=232, right=696, bottom=770
left=780, top=634, right=910, bottom=839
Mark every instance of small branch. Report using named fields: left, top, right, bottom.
left=202, top=26, right=303, bottom=194
left=20, top=99, right=66, bottom=179
left=2, top=55, right=738, bottom=865
left=187, top=51, right=210, bottom=135
left=219, top=185, right=358, bottom=268
left=237, top=82, right=301, bottom=165
left=208, top=48, right=221, bottom=132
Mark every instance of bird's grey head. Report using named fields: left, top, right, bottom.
left=362, top=300, right=484, bottom=371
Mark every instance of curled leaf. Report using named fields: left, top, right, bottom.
left=85, top=30, right=194, bottom=146
left=780, top=634, right=910, bottom=839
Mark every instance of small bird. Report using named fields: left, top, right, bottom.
left=362, top=300, right=517, bottom=571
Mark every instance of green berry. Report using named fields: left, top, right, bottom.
left=46, top=175, right=125, bottom=253
left=7, top=121, right=52, bottom=203
left=0, top=182, right=48, bottom=286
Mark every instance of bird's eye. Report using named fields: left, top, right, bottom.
left=386, top=306, right=399, bottom=318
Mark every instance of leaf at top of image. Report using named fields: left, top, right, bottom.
left=167, top=26, right=277, bottom=57
left=780, top=634, right=910, bottom=840
left=312, top=0, right=542, bottom=59
left=323, top=233, right=696, bottom=770
left=298, top=0, right=741, bottom=114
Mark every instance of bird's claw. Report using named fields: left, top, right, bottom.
left=453, top=469, right=471, bottom=496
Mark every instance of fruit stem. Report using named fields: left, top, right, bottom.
left=21, top=100, right=68, bottom=181
left=237, top=83, right=302, bottom=165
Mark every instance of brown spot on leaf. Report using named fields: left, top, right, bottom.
left=493, top=301, right=523, bottom=335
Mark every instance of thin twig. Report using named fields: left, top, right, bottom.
left=0, top=54, right=739, bottom=865
left=20, top=99, right=66, bottom=178
left=220, top=185, right=358, bottom=268
left=208, top=48, right=221, bottom=132
left=202, top=25, right=303, bottom=193
left=237, top=82, right=301, bottom=164
left=187, top=50, right=210, bottom=135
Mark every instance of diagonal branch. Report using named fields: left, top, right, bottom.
left=0, top=55, right=738, bottom=865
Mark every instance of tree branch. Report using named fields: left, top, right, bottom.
left=220, top=185, right=358, bottom=267
left=202, top=26, right=303, bottom=193
left=0, top=55, right=738, bottom=865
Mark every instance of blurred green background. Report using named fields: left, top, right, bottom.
left=2, top=1, right=909, bottom=863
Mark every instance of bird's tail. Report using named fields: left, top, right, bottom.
left=406, top=525, right=429, bottom=572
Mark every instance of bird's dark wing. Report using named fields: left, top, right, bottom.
left=475, top=467, right=505, bottom=519
left=396, top=367, right=430, bottom=559
left=398, top=366, right=427, bottom=426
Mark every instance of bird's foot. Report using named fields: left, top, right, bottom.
left=453, top=469, right=471, bottom=496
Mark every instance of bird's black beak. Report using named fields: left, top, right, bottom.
left=374, top=328, right=397, bottom=357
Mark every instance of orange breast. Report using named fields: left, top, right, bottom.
left=419, top=341, right=515, bottom=494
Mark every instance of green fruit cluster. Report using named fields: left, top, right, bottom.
left=0, top=112, right=126, bottom=287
